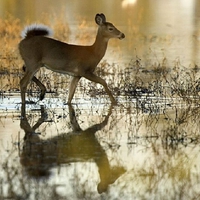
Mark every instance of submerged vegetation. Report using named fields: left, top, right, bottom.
left=0, top=13, right=200, bottom=199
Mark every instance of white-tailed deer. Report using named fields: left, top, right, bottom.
left=19, top=13, right=125, bottom=113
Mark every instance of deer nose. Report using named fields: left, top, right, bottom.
left=119, top=33, right=125, bottom=40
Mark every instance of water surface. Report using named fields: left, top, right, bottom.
left=0, top=0, right=200, bottom=199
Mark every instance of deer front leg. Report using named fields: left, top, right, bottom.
left=67, top=76, right=81, bottom=104
left=84, top=73, right=117, bottom=105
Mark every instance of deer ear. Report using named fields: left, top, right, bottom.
left=95, top=13, right=106, bottom=25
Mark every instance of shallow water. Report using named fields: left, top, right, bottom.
left=0, top=92, right=200, bottom=199
left=1, top=0, right=200, bottom=199
left=1, top=0, right=200, bottom=66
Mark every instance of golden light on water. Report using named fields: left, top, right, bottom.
left=121, top=0, right=137, bottom=8
left=1, top=0, right=200, bottom=199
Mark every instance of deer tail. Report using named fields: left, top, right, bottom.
left=21, top=24, right=53, bottom=39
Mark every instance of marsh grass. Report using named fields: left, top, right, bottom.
left=0, top=14, right=200, bottom=146
left=1, top=12, right=200, bottom=200
left=0, top=14, right=199, bottom=100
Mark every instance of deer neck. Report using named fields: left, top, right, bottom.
left=92, top=29, right=108, bottom=60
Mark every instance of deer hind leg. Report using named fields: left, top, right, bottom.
left=32, top=76, right=46, bottom=100
left=20, top=70, right=35, bottom=104
left=84, top=73, right=117, bottom=104
left=20, top=68, right=36, bottom=117
left=67, top=76, right=81, bottom=104
left=20, top=62, right=42, bottom=102
left=21, top=64, right=46, bottom=101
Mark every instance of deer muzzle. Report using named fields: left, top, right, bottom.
left=119, top=33, right=125, bottom=40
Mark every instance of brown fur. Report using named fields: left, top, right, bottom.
left=19, top=13, right=125, bottom=117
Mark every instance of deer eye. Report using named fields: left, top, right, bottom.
left=108, top=27, right=114, bottom=32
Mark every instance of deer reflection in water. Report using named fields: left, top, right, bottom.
left=20, top=104, right=125, bottom=194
